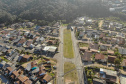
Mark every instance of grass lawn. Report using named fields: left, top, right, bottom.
left=63, top=29, right=74, bottom=58
left=0, top=56, right=9, bottom=62
left=64, top=62, right=78, bottom=84
left=79, top=42, right=89, bottom=47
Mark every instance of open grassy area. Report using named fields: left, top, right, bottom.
left=79, top=42, right=89, bottom=47
left=64, top=62, right=78, bottom=84
left=63, top=29, right=74, bottom=58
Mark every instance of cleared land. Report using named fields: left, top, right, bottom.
left=63, top=29, right=74, bottom=58
left=64, top=62, right=78, bottom=84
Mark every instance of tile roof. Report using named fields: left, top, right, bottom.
left=12, top=71, right=19, bottom=77
left=23, top=55, right=31, bottom=59
left=95, top=53, right=105, bottom=60
left=18, top=38, right=26, bottom=44
left=89, top=44, right=99, bottom=50
left=43, top=74, right=52, bottom=82
left=82, top=51, right=92, bottom=61
left=6, top=67, right=13, bottom=71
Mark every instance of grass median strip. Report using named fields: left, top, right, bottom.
left=64, top=62, right=78, bottom=84
left=63, top=29, right=74, bottom=58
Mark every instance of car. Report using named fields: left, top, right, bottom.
left=112, top=64, right=115, bottom=67
left=108, top=64, right=111, bottom=67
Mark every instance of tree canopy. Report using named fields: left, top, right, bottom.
left=0, top=0, right=126, bottom=25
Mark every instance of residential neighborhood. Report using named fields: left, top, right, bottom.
left=0, top=22, right=60, bottom=84
left=73, top=16, right=126, bottom=84
left=1, top=15, right=126, bottom=84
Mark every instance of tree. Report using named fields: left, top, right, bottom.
left=114, top=58, right=120, bottom=66
left=114, top=52, right=121, bottom=56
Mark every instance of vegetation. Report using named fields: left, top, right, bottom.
left=64, top=62, right=78, bottom=84
left=114, top=58, right=121, bottom=66
left=1, top=0, right=126, bottom=26
left=63, top=29, right=74, bottom=58
left=79, top=42, right=89, bottom=47
left=0, top=56, right=9, bottom=62
left=75, top=31, right=80, bottom=39
left=85, top=67, right=95, bottom=84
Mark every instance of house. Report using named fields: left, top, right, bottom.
left=17, top=38, right=26, bottom=47
left=117, top=37, right=125, bottom=45
left=15, top=75, right=32, bottom=84
left=13, top=36, right=22, bottom=45
left=90, top=49, right=99, bottom=53
left=107, top=50, right=114, bottom=55
left=121, top=59, right=126, bottom=68
left=100, top=45, right=107, bottom=51
left=95, top=54, right=106, bottom=63
left=7, top=51, right=19, bottom=61
left=78, top=31, right=84, bottom=39
left=108, top=56, right=116, bottom=64
left=81, top=51, right=92, bottom=63
left=10, top=71, right=20, bottom=81
left=4, top=67, right=13, bottom=76
left=25, top=61, right=37, bottom=72
left=100, top=33, right=105, bottom=39
left=89, top=44, right=99, bottom=50
left=27, top=33, right=36, bottom=39
left=36, top=65, right=46, bottom=78
left=75, top=26, right=85, bottom=32
left=43, top=46, right=57, bottom=55
left=23, top=79, right=32, bottom=84
left=51, top=29, right=59, bottom=37
left=18, top=54, right=31, bottom=62
left=53, top=22, right=60, bottom=27
left=85, top=19, right=93, bottom=24
left=119, top=48, right=126, bottom=55
left=47, top=40, right=57, bottom=45
left=26, top=22, right=34, bottom=28
left=111, top=38, right=117, bottom=44
left=80, top=47, right=88, bottom=52
left=0, top=61, right=6, bottom=69
left=23, top=39, right=34, bottom=49
left=82, top=35, right=88, bottom=41
left=24, top=31, right=30, bottom=37
left=93, top=78, right=106, bottom=84
left=36, top=37, right=45, bottom=44
left=40, top=74, right=52, bottom=83
left=100, top=68, right=118, bottom=84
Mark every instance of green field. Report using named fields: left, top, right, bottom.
left=64, top=62, right=78, bottom=84
left=63, top=29, right=74, bottom=58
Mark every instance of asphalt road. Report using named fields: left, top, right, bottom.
left=56, top=27, right=85, bottom=84
left=71, top=30, right=85, bottom=84
left=56, top=26, right=64, bottom=84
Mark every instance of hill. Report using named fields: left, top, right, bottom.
left=0, top=0, right=125, bottom=25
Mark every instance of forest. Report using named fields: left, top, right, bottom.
left=0, top=0, right=126, bottom=26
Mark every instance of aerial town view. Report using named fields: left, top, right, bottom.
left=0, top=0, right=126, bottom=84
